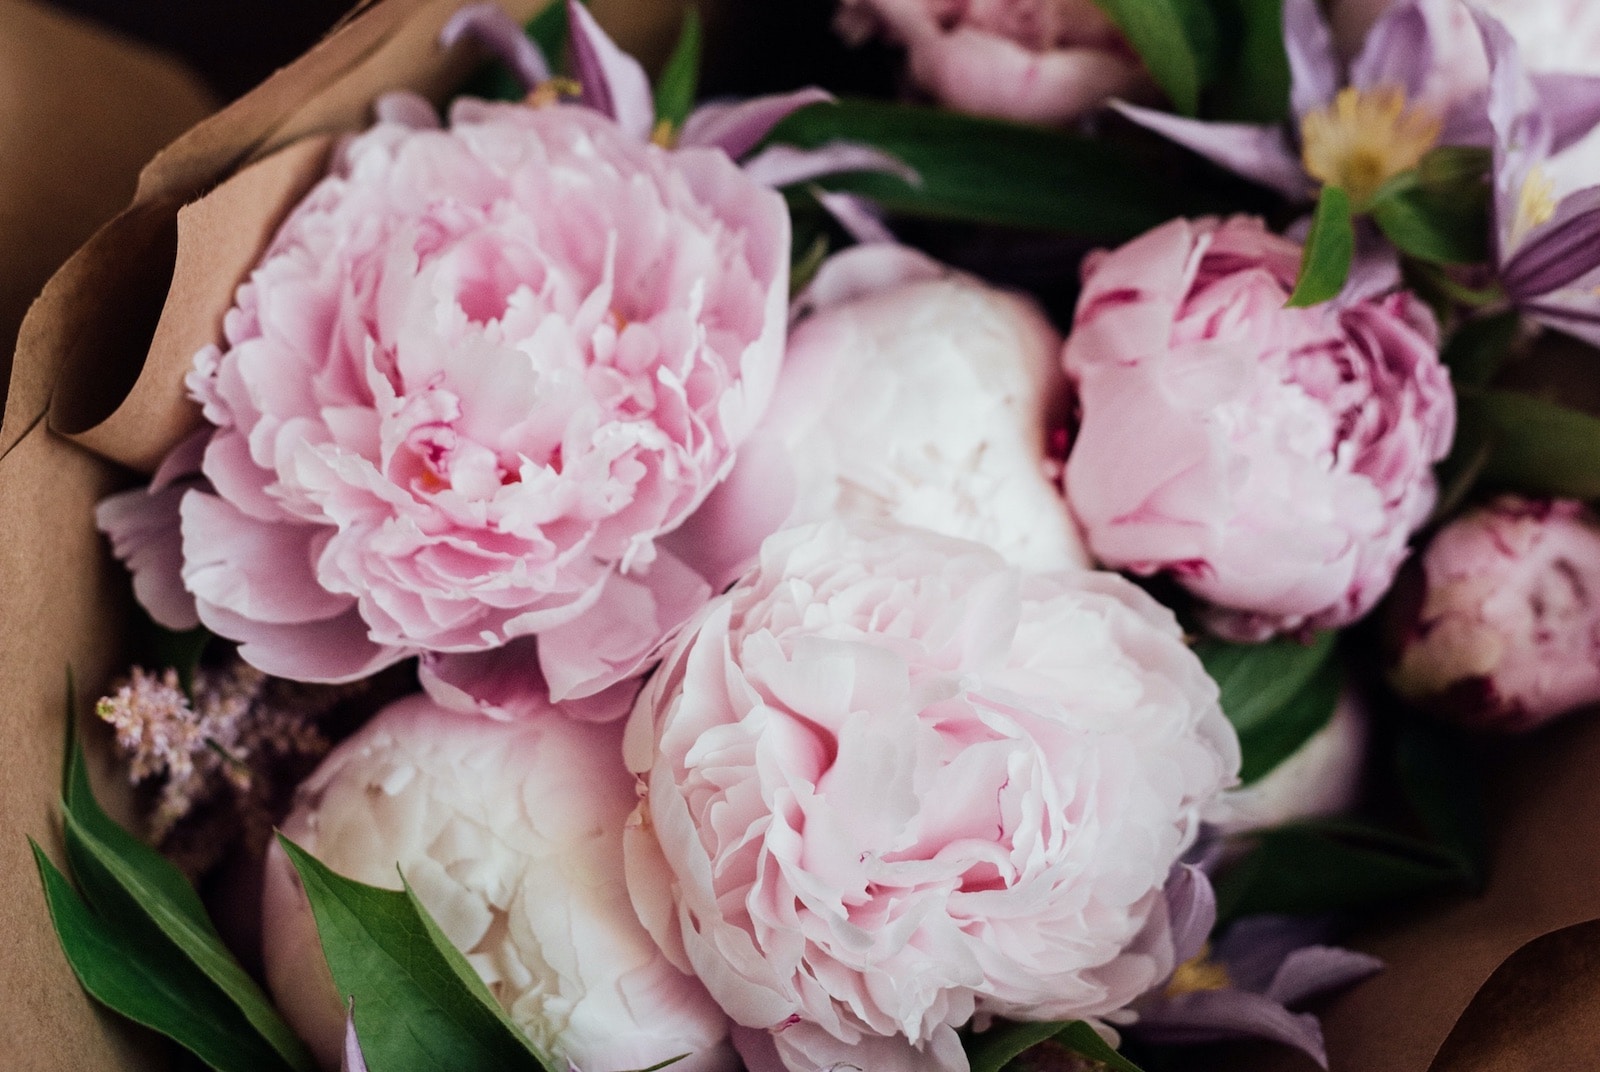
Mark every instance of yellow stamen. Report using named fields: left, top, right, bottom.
left=525, top=77, right=583, bottom=110
left=1513, top=165, right=1558, bottom=246
left=1301, top=85, right=1442, bottom=207
left=651, top=117, right=679, bottom=148
left=1164, top=944, right=1233, bottom=997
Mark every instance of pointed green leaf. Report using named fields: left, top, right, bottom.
left=527, top=0, right=571, bottom=69
left=61, top=740, right=315, bottom=1071
left=1371, top=172, right=1490, bottom=265
left=1210, top=0, right=1290, bottom=123
left=278, top=835, right=558, bottom=1072
left=1287, top=185, right=1354, bottom=307
left=967, top=1019, right=1066, bottom=1072
left=653, top=9, right=701, bottom=130
left=1443, top=309, right=1520, bottom=389
left=1089, top=0, right=1216, bottom=116
left=1460, top=388, right=1600, bottom=498
left=1054, top=1021, right=1148, bottom=1072
left=768, top=99, right=1234, bottom=240
left=1195, top=631, right=1342, bottom=783
left=33, top=840, right=298, bottom=1072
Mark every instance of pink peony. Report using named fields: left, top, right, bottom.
left=261, top=692, right=736, bottom=1071
left=1388, top=496, right=1600, bottom=732
left=623, top=520, right=1240, bottom=1070
left=666, top=244, right=1088, bottom=589
left=100, top=95, right=788, bottom=692
left=1063, top=216, right=1455, bottom=641
left=834, top=0, right=1148, bottom=125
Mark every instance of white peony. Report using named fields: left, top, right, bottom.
left=260, top=693, right=735, bottom=1071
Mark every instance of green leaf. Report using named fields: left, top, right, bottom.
left=652, top=8, right=701, bottom=130
left=1458, top=388, right=1600, bottom=498
left=1443, top=309, right=1520, bottom=389
left=1370, top=154, right=1491, bottom=265
left=1287, top=185, right=1354, bottom=307
left=278, top=835, right=558, bottom=1072
left=1209, top=0, right=1290, bottom=123
left=33, top=840, right=299, bottom=1072
left=1089, top=0, right=1216, bottom=116
left=1214, top=820, right=1474, bottom=923
left=767, top=99, right=1223, bottom=240
left=61, top=742, right=315, bottom=1070
left=1395, top=719, right=1488, bottom=880
left=966, top=1019, right=1146, bottom=1072
left=967, top=1020, right=1066, bottom=1072
left=1055, top=1021, right=1148, bottom=1072
left=1195, top=631, right=1342, bottom=783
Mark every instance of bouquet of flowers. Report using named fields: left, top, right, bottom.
left=13, top=0, right=1600, bottom=1068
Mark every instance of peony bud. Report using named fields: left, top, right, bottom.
left=1063, top=216, right=1455, bottom=642
left=1388, top=496, right=1600, bottom=731
left=261, top=693, right=735, bottom=1071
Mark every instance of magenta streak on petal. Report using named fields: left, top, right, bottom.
left=1502, top=185, right=1600, bottom=298
left=566, top=0, right=654, bottom=140
left=440, top=3, right=551, bottom=94
left=679, top=88, right=833, bottom=159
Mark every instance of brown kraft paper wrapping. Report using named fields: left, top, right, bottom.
left=12, top=1, right=1600, bottom=1069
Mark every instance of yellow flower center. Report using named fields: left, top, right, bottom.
left=1300, top=86, right=1442, bottom=206
left=1513, top=165, right=1558, bottom=246
left=1164, top=945, right=1233, bottom=997
left=651, top=118, right=679, bottom=149
left=525, top=76, right=583, bottom=110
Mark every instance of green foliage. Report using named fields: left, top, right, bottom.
left=1287, top=186, right=1354, bottom=307
left=1207, top=0, right=1290, bottom=122
left=1196, top=631, right=1342, bottom=784
left=1457, top=388, right=1600, bottom=498
left=1371, top=148, right=1492, bottom=264
left=278, top=837, right=560, bottom=1072
left=653, top=9, right=702, bottom=130
left=768, top=99, right=1225, bottom=240
left=967, top=1019, right=1147, bottom=1072
left=1443, top=310, right=1520, bottom=390
left=1089, top=0, right=1218, bottom=116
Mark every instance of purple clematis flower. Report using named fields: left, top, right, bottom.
left=1129, top=867, right=1382, bottom=1068
left=1477, top=11, right=1600, bottom=346
left=441, top=2, right=913, bottom=190
left=1118, top=0, right=1500, bottom=208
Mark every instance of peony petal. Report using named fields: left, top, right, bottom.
left=97, top=482, right=201, bottom=631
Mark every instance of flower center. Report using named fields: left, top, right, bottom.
left=524, top=76, right=582, bottom=110
left=1300, top=86, right=1442, bottom=207
left=1512, top=165, right=1558, bottom=247
left=1163, top=945, right=1233, bottom=996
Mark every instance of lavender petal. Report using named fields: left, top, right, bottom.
left=1113, top=102, right=1310, bottom=200
left=814, top=191, right=897, bottom=245
left=1524, top=294, right=1600, bottom=347
left=1348, top=0, right=1429, bottom=101
left=1135, top=990, right=1331, bottom=1068
left=1215, top=916, right=1329, bottom=994
left=340, top=1007, right=368, bottom=1072
left=1266, top=946, right=1384, bottom=1007
left=1282, top=0, right=1340, bottom=123
left=740, top=142, right=918, bottom=190
left=567, top=0, right=654, bottom=141
left=1533, top=72, right=1600, bottom=153
left=373, top=91, right=442, bottom=130
left=1502, top=185, right=1600, bottom=297
left=1164, top=864, right=1218, bottom=967
left=679, top=88, right=833, bottom=159
left=440, top=3, right=551, bottom=94
left=1476, top=8, right=1549, bottom=259
left=1339, top=220, right=1403, bottom=306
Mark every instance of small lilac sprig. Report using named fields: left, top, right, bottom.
left=97, top=659, right=340, bottom=872
left=441, top=1, right=913, bottom=191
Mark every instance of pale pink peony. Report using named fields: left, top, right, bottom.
left=623, top=520, right=1240, bottom=1070
left=835, top=0, right=1148, bottom=125
left=1063, top=216, right=1455, bottom=641
left=666, top=244, right=1088, bottom=589
left=261, top=692, right=736, bottom=1071
left=1388, top=496, right=1600, bottom=732
left=102, top=96, right=788, bottom=693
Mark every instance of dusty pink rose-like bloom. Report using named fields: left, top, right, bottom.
left=834, top=0, right=1147, bottom=125
left=1388, top=496, right=1600, bottom=731
left=623, top=520, right=1240, bottom=1071
left=1063, top=216, right=1455, bottom=641
left=99, top=96, right=788, bottom=693
left=262, top=692, right=735, bottom=1071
